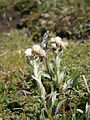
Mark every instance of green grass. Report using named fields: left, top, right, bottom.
left=62, top=40, right=90, bottom=80
left=0, top=29, right=90, bottom=119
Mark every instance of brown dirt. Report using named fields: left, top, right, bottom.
left=0, top=7, right=90, bottom=40
left=0, top=9, right=21, bottom=33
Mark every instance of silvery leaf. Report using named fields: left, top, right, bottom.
left=41, top=31, right=49, bottom=50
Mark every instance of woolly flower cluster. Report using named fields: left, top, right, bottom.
left=25, top=44, right=46, bottom=58
left=50, top=36, right=68, bottom=51
left=25, top=36, right=68, bottom=58
left=24, top=34, right=69, bottom=116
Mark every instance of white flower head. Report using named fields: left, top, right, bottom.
left=51, top=43, right=57, bottom=49
left=50, top=37, right=56, bottom=43
left=32, top=45, right=41, bottom=53
left=55, top=36, right=62, bottom=45
left=50, top=36, right=62, bottom=50
left=25, top=48, right=32, bottom=56
left=32, top=44, right=46, bottom=57
left=50, top=36, right=68, bottom=51
left=39, top=47, right=46, bottom=57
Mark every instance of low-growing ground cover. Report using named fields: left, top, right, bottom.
left=0, top=30, right=90, bottom=119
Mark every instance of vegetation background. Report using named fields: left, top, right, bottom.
left=0, top=0, right=90, bottom=119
